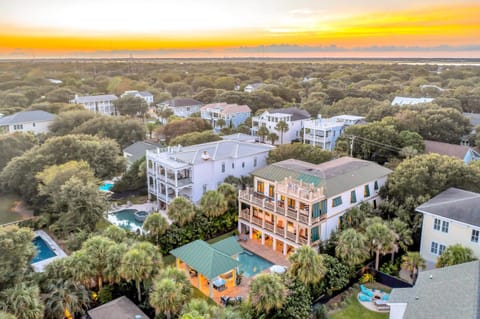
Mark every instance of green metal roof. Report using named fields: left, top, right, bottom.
left=251, top=157, right=392, bottom=197
left=170, top=240, right=239, bottom=280
left=211, top=237, right=243, bottom=256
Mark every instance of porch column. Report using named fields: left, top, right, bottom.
left=273, top=238, right=277, bottom=251
left=176, top=258, right=181, bottom=268
left=209, top=281, right=214, bottom=298
left=232, top=270, right=237, bottom=286
left=261, top=232, right=265, bottom=245
left=197, top=273, right=201, bottom=288
left=282, top=241, right=287, bottom=255
left=295, top=224, right=299, bottom=244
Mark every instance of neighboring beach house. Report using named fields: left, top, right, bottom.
left=146, top=140, right=273, bottom=208
left=238, top=157, right=392, bottom=255
left=200, top=102, right=251, bottom=132
left=416, top=187, right=480, bottom=266
left=244, top=83, right=264, bottom=93
left=251, top=108, right=310, bottom=144
left=0, top=110, right=55, bottom=134
left=121, top=90, right=154, bottom=105
left=158, top=98, right=203, bottom=118
left=391, top=97, right=434, bottom=106
left=424, top=140, right=480, bottom=164
left=388, top=261, right=480, bottom=319
left=461, top=112, right=480, bottom=146
left=70, top=94, right=118, bottom=115
left=123, top=141, right=160, bottom=169
left=302, top=114, right=365, bottom=151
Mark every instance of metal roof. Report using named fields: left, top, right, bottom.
left=0, top=110, right=55, bottom=125
left=389, top=261, right=480, bottom=319
left=211, top=237, right=243, bottom=256
left=160, top=98, right=203, bottom=108
left=170, top=240, right=239, bottom=280
left=265, top=107, right=310, bottom=121
left=252, top=157, right=392, bottom=197
left=416, top=187, right=480, bottom=227
left=391, top=96, right=434, bottom=106
left=87, top=296, right=150, bottom=319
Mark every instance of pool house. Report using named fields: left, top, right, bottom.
left=170, top=237, right=243, bottom=299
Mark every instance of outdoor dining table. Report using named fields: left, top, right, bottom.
left=213, top=277, right=226, bottom=290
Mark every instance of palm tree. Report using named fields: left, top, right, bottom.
left=42, top=279, right=90, bottom=319
left=102, top=225, right=127, bottom=243
left=340, top=207, right=368, bottom=230
left=180, top=299, right=213, bottom=318
left=104, top=243, right=129, bottom=284
left=200, top=190, right=228, bottom=218
left=288, top=245, right=326, bottom=285
left=217, top=183, right=237, bottom=206
left=335, top=228, right=369, bottom=266
left=365, top=222, right=396, bottom=270
left=401, top=252, right=426, bottom=284
left=68, top=251, right=96, bottom=289
left=257, top=125, right=269, bottom=143
left=82, top=235, right=115, bottom=289
left=267, top=132, right=278, bottom=145
left=0, top=311, right=16, bottom=319
left=275, top=120, right=289, bottom=144
left=0, top=284, right=44, bottom=319
left=150, top=277, right=183, bottom=319
left=389, top=218, right=413, bottom=262
left=216, top=118, right=226, bottom=130
left=120, top=248, right=154, bottom=302
left=146, top=122, right=158, bottom=139
left=143, top=213, right=169, bottom=242
left=156, top=267, right=192, bottom=298
left=167, top=197, right=196, bottom=226
left=248, top=274, right=287, bottom=315
left=436, top=244, right=476, bottom=268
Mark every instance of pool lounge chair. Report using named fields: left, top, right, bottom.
left=358, top=293, right=372, bottom=302
left=360, top=284, right=374, bottom=297
left=381, top=294, right=389, bottom=301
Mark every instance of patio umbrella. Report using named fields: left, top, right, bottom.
left=270, top=265, right=287, bottom=274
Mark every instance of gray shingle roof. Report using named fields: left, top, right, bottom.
left=267, top=107, right=310, bottom=121
left=161, top=98, right=202, bottom=108
left=73, top=94, right=118, bottom=103
left=389, top=261, right=480, bottom=319
left=252, top=157, right=392, bottom=197
left=424, top=140, right=479, bottom=161
left=0, top=110, right=55, bottom=125
left=138, top=91, right=153, bottom=97
left=87, top=296, right=150, bottom=319
left=123, top=141, right=160, bottom=165
left=416, top=187, right=480, bottom=227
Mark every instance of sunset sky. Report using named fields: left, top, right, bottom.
left=0, top=0, right=479, bottom=58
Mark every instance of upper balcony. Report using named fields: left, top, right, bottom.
left=275, top=177, right=326, bottom=202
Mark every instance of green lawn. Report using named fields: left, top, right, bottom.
left=329, top=286, right=389, bottom=319
left=0, top=193, right=25, bottom=225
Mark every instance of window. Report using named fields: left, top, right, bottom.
left=287, top=198, right=296, bottom=209
left=374, top=180, right=379, bottom=190
left=254, top=158, right=257, bottom=167
left=439, top=244, right=446, bottom=255
left=257, top=181, right=264, bottom=193
left=430, top=241, right=438, bottom=254
left=472, top=229, right=479, bottom=243
left=332, top=196, right=343, bottom=208
left=350, top=190, right=357, bottom=203
left=242, top=162, right=245, bottom=168
left=364, top=184, right=370, bottom=197
left=221, top=163, right=225, bottom=173
left=202, top=184, right=207, bottom=193
left=32, top=122, right=36, bottom=127
left=311, top=227, right=319, bottom=242
left=268, top=185, right=274, bottom=198
left=232, top=163, right=235, bottom=169
left=433, top=218, right=441, bottom=231
left=441, top=221, right=449, bottom=233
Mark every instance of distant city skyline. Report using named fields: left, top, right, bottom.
left=0, top=0, right=479, bottom=58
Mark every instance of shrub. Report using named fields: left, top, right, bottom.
left=359, top=273, right=374, bottom=284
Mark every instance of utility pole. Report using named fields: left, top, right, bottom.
left=349, top=135, right=356, bottom=157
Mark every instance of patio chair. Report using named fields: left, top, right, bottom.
left=381, top=294, right=389, bottom=301
left=235, top=296, right=243, bottom=304
left=360, top=284, right=374, bottom=297
left=243, top=234, right=248, bottom=241
left=220, top=296, right=230, bottom=306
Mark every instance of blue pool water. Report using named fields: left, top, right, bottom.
left=238, top=250, right=274, bottom=277
left=107, top=209, right=143, bottom=232
left=99, top=182, right=114, bottom=192
left=32, top=237, right=57, bottom=264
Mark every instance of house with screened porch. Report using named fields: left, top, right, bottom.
left=238, top=157, right=392, bottom=255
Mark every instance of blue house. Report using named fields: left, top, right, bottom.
left=425, top=140, right=480, bottom=164
left=200, top=102, right=251, bottom=132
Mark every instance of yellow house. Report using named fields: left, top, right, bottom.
left=417, top=187, right=480, bottom=267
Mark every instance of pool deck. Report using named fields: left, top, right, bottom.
left=31, top=230, right=67, bottom=272
left=108, top=202, right=171, bottom=224
left=240, top=239, right=290, bottom=267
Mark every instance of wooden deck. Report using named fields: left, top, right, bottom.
left=240, top=238, right=291, bottom=267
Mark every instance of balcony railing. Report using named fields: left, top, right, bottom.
left=287, top=208, right=297, bottom=219
left=286, top=231, right=296, bottom=242
left=265, top=222, right=274, bottom=232
left=252, top=216, right=263, bottom=226
left=299, top=214, right=309, bottom=224
left=275, top=227, right=285, bottom=236
left=298, top=236, right=308, bottom=245
left=240, top=209, right=250, bottom=220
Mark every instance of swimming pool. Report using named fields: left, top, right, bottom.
left=107, top=209, right=144, bottom=232
left=32, top=236, right=57, bottom=264
left=99, top=182, right=114, bottom=192
left=238, top=250, right=274, bottom=277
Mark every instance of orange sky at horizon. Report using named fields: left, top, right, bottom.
left=0, top=2, right=479, bottom=57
